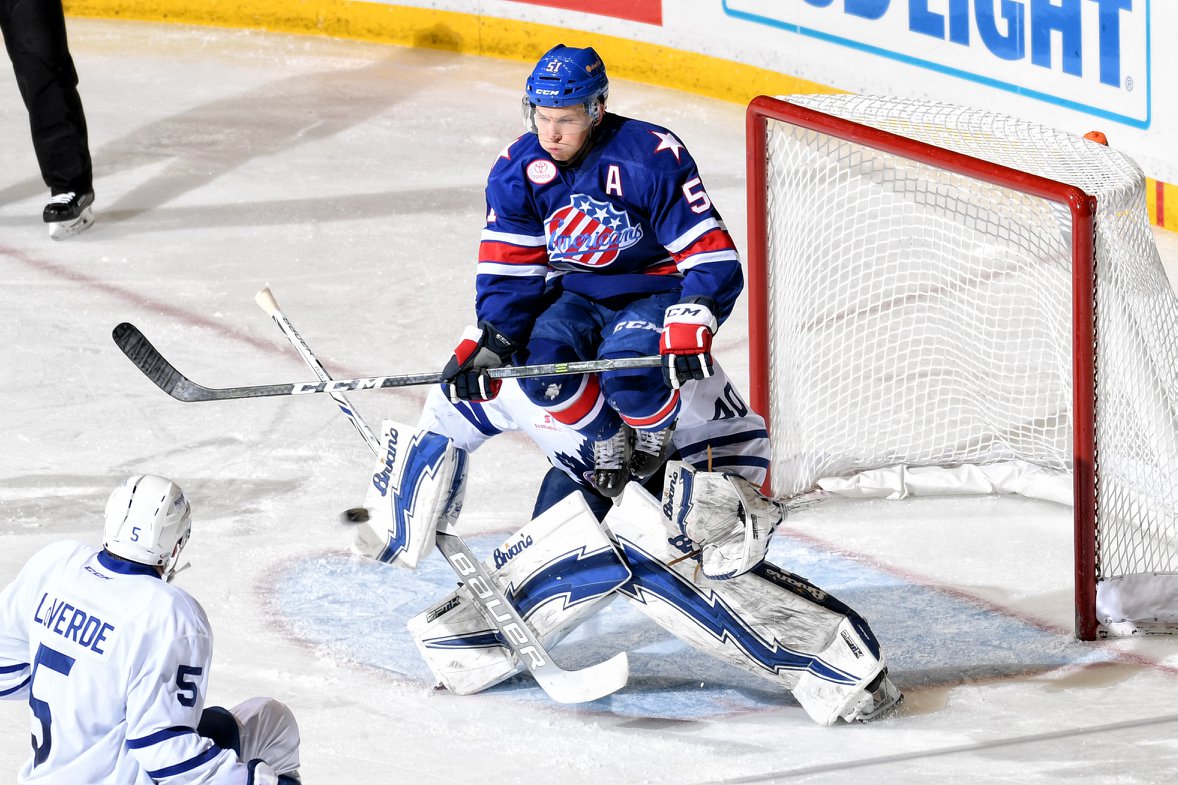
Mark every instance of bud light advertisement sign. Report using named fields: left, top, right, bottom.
left=723, top=0, right=1151, bottom=127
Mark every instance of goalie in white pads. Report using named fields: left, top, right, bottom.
left=352, top=363, right=765, bottom=567
left=0, top=475, right=302, bottom=784
left=351, top=371, right=901, bottom=725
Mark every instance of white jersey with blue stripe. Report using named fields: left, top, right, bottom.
left=0, top=541, right=253, bottom=784
left=418, top=365, right=770, bottom=488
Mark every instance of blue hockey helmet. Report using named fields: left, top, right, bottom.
left=523, top=44, right=609, bottom=128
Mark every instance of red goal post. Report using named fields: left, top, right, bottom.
left=745, top=94, right=1177, bottom=641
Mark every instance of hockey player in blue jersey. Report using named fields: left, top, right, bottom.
left=0, top=475, right=301, bottom=785
left=441, top=43, right=743, bottom=498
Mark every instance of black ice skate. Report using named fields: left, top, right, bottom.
left=629, top=424, right=675, bottom=479
left=43, top=190, right=95, bottom=239
left=592, top=428, right=630, bottom=498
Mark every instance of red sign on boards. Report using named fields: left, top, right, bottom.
left=510, top=0, right=662, bottom=26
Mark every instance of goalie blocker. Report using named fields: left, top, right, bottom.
left=363, top=421, right=901, bottom=724
left=351, top=421, right=468, bottom=569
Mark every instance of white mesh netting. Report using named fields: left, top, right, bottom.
left=755, top=94, right=1178, bottom=633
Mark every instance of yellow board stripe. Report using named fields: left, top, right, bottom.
left=61, top=0, right=836, bottom=104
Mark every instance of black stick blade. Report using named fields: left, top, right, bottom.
left=112, top=322, right=201, bottom=401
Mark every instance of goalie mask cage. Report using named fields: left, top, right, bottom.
left=746, top=93, right=1178, bottom=641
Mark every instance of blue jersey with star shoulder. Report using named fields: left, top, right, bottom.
left=476, top=113, right=743, bottom=344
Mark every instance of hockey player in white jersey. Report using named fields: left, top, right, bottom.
left=0, top=475, right=301, bottom=785
left=350, top=367, right=902, bottom=725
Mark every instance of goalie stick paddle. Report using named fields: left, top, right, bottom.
left=112, top=321, right=661, bottom=403
left=254, top=288, right=629, bottom=704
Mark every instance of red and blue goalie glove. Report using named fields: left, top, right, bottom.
left=660, top=298, right=717, bottom=389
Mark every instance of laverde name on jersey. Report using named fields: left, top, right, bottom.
left=33, top=592, right=115, bottom=654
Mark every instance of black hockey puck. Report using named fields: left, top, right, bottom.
left=343, top=507, right=369, bottom=524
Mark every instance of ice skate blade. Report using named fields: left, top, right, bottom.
left=48, top=207, right=95, bottom=240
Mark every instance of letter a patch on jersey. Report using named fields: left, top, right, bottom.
left=545, top=194, right=643, bottom=269
left=605, top=165, right=623, bottom=196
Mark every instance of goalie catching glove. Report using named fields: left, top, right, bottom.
left=660, top=297, right=717, bottom=389
left=441, top=322, right=518, bottom=403
left=663, top=461, right=786, bottom=579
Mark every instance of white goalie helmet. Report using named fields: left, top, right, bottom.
left=103, top=474, right=193, bottom=581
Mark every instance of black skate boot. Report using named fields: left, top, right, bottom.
left=592, top=428, right=630, bottom=498
left=629, top=424, right=674, bottom=479
left=43, top=190, right=95, bottom=239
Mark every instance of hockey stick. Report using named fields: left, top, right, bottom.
left=254, top=288, right=377, bottom=447
left=112, top=322, right=661, bottom=403
left=254, top=288, right=629, bottom=704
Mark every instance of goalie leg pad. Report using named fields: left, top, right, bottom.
left=607, top=485, right=898, bottom=725
left=409, top=585, right=526, bottom=695
left=407, top=492, right=631, bottom=695
left=788, top=613, right=900, bottom=725
left=352, top=420, right=468, bottom=569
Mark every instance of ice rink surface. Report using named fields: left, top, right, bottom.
left=4, top=19, right=1178, bottom=784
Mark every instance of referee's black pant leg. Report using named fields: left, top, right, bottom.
left=1, top=0, right=93, bottom=193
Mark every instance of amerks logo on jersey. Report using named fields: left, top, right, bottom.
left=545, top=194, right=643, bottom=268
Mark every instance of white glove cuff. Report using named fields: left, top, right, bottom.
left=664, top=302, right=718, bottom=333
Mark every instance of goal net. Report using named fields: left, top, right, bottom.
left=746, top=93, right=1178, bottom=640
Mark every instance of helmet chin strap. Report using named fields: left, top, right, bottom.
left=162, top=539, right=189, bottom=583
